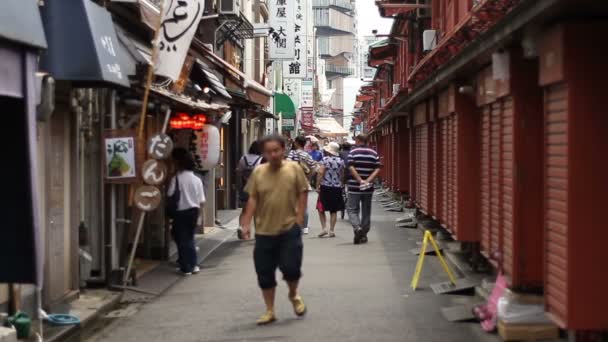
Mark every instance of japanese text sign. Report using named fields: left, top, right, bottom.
left=269, top=0, right=295, bottom=60
left=283, top=0, right=308, bottom=77
left=155, top=0, right=205, bottom=81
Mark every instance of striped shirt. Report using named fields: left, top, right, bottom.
left=347, top=146, right=380, bottom=193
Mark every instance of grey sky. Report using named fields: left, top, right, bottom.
left=357, top=1, right=394, bottom=37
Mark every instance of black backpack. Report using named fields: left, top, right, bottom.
left=241, top=155, right=261, bottom=187
left=165, top=174, right=181, bottom=218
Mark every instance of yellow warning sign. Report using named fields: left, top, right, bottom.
left=410, top=230, right=457, bottom=290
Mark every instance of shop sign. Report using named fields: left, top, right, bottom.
left=155, top=0, right=205, bottom=81
left=282, top=0, right=308, bottom=77
left=301, top=110, right=314, bottom=128
left=148, top=133, right=174, bottom=160
left=104, top=132, right=137, bottom=183
left=265, top=118, right=275, bottom=135
left=268, top=0, right=295, bottom=60
left=301, top=80, right=313, bottom=107
left=282, top=118, right=295, bottom=128
left=134, top=185, right=162, bottom=212
left=194, top=125, right=220, bottom=170
left=142, top=159, right=167, bottom=185
left=284, top=79, right=301, bottom=109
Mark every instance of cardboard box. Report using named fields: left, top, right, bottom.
left=498, top=320, right=560, bottom=341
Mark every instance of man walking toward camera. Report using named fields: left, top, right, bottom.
left=347, top=134, right=381, bottom=245
left=240, top=135, right=309, bottom=325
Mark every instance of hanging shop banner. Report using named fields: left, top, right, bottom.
left=104, top=131, right=137, bottom=183
left=268, top=0, right=295, bottom=60
left=142, top=159, right=167, bottom=185
left=284, top=78, right=302, bottom=110
left=155, top=0, right=205, bottom=81
left=134, top=185, right=162, bottom=212
left=194, top=125, right=220, bottom=170
left=282, top=0, right=308, bottom=77
left=147, top=133, right=174, bottom=160
left=301, top=80, right=313, bottom=107
left=301, top=109, right=314, bottom=128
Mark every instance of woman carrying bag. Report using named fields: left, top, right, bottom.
left=167, top=148, right=206, bottom=276
left=316, top=142, right=345, bottom=238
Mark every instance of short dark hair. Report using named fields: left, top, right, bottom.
left=355, top=134, right=368, bottom=144
left=261, top=134, right=286, bottom=149
left=248, top=140, right=261, bottom=155
left=172, top=147, right=196, bottom=171
left=342, top=142, right=351, bottom=150
left=294, top=135, right=306, bottom=148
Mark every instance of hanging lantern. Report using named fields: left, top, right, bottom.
left=194, top=124, right=220, bottom=170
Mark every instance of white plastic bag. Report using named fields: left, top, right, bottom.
left=497, top=291, right=552, bottom=324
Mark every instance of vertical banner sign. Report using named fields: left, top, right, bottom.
left=283, top=0, right=307, bottom=77
left=301, top=110, right=314, bottom=128
left=284, top=79, right=302, bottom=109
left=301, top=80, right=313, bottom=108
left=156, top=0, right=205, bottom=80
left=269, top=0, right=295, bottom=60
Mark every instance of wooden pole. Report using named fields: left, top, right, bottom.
left=122, top=211, right=146, bottom=288
left=137, top=2, right=165, bottom=140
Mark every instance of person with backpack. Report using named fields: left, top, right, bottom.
left=167, top=147, right=206, bottom=275
left=287, top=135, right=317, bottom=234
left=237, top=141, right=263, bottom=208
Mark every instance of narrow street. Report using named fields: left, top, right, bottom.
left=87, top=195, right=498, bottom=342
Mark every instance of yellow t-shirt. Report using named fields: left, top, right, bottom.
left=245, top=161, right=309, bottom=236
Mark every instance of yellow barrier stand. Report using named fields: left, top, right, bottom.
left=410, top=230, right=457, bottom=290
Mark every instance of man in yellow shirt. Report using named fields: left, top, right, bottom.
left=240, top=134, right=309, bottom=325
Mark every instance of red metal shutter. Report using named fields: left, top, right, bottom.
left=544, top=82, right=569, bottom=324
left=420, top=125, right=429, bottom=212
left=415, top=126, right=423, bottom=206
left=433, top=121, right=442, bottom=218
left=439, top=118, right=448, bottom=224
left=448, top=115, right=457, bottom=231
left=501, top=97, right=515, bottom=277
left=480, top=106, right=491, bottom=256
left=489, top=102, right=502, bottom=260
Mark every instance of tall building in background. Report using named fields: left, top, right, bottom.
left=359, top=35, right=380, bottom=81
left=313, top=0, right=357, bottom=126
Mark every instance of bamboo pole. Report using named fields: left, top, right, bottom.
left=137, top=1, right=165, bottom=140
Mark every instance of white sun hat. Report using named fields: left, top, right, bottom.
left=323, top=142, right=340, bottom=156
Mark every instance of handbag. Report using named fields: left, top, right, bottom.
left=165, top=174, right=181, bottom=218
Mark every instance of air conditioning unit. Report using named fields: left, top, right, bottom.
left=423, top=30, right=437, bottom=51
left=392, top=83, right=400, bottom=96
left=219, top=0, right=240, bottom=16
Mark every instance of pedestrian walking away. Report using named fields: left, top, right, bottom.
left=316, top=142, right=344, bottom=238
left=346, top=134, right=381, bottom=245
left=287, top=135, right=318, bottom=234
left=240, top=134, right=309, bottom=325
left=339, top=141, right=353, bottom=220
left=167, top=148, right=206, bottom=275
left=236, top=141, right=263, bottom=238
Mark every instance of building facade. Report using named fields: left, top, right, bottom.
left=357, top=1, right=608, bottom=339
left=313, top=0, right=357, bottom=125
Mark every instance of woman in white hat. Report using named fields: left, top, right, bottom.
left=315, top=142, right=345, bottom=237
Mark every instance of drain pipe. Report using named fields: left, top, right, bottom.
left=110, top=90, right=118, bottom=271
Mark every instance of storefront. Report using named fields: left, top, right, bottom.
left=0, top=0, right=48, bottom=311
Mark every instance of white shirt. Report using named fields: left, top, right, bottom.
left=167, top=170, right=205, bottom=210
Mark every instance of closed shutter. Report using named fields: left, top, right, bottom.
left=544, top=82, right=569, bottom=322
left=447, top=115, right=457, bottom=231
left=490, top=102, right=502, bottom=259
left=501, top=97, right=515, bottom=277
left=452, top=114, right=459, bottom=233
left=440, top=119, right=448, bottom=224
left=433, top=122, right=442, bottom=218
left=480, top=106, right=491, bottom=255
left=415, top=126, right=423, bottom=205
left=420, top=125, right=429, bottom=212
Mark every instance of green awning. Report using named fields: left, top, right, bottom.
left=275, top=93, right=296, bottom=119
left=275, top=93, right=296, bottom=131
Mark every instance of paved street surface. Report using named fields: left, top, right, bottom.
left=87, top=194, right=499, bottom=342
